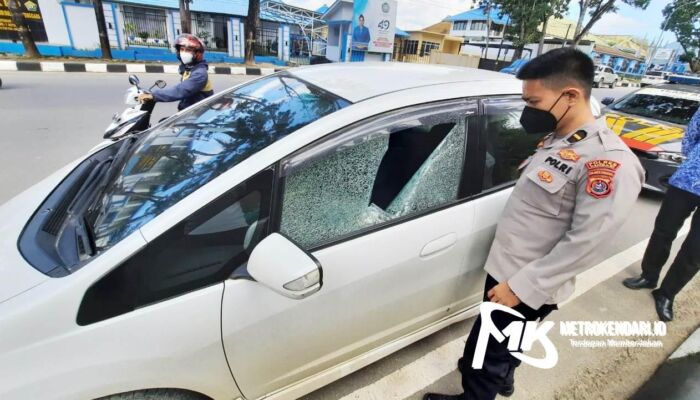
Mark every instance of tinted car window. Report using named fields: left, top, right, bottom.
left=77, top=168, right=274, bottom=325
left=89, top=74, right=349, bottom=252
left=481, top=97, right=537, bottom=190
left=612, top=89, right=700, bottom=125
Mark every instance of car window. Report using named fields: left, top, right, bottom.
left=77, top=168, right=274, bottom=325
left=481, top=97, right=538, bottom=190
left=278, top=100, right=476, bottom=250
left=611, top=88, right=700, bottom=125
left=88, top=74, right=350, bottom=253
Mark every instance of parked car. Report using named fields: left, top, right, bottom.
left=601, top=83, right=700, bottom=192
left=0, top=63, right=550, bottom=400
left=641, top=70, right=669, bottom=87
left=594, top=65, right=619, bottom=88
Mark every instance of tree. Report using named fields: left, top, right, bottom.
left=538, top=0, right=569, bottom=55
left=179, top=0, right=192, bottom=34
left=7, top=0, right=40, bottom=58
left=92, top=0, right=112, bottom=59
left=245, top=0, right=260, bottom=64
left=661, top=0, right=700, bottom=73
left=498, top=0, right=568, bottom=60
left=572, top=0, right=650, bottom=46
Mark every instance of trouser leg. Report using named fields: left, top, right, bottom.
left=461, top=274, right=557, bottom=400
left=641, top=187, right=696, bottom=282
left=659, top=202, right=700, bottom=299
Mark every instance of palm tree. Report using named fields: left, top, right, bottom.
left=7, top=0, right=40, bottom=58
left=92, top=0, right=113, bottom=58
left=245, top=0, right=260, bottom=64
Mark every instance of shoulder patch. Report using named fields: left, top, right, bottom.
left=585, top=159, right=621, bottom=199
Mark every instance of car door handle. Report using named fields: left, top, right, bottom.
left=420, top=233, right=457, bottom=258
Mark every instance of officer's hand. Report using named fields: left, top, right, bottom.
left=487, top=282, right=521, bottom=307
left=138, top=93, right=154, bottom=103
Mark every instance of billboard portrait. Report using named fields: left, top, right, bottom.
left=351, top=0, right=397, bottom=53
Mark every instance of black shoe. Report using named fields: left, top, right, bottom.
left=457, top=357, right=515, bottom=397
left=652, top=289, right=673, bottom=321
left=423, top=393, right=465, bottom=400
left=623, top=276, right=657, bottom=290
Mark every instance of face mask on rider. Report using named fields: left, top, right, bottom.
left=519, top=92, right=572, bottom=135
left=180, top=51, right=194, bottom=65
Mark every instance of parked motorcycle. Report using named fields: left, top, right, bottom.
left=103, top=74, right=166, bottom=140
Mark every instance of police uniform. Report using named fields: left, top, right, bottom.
left=460, top=118, right=645, bottom=400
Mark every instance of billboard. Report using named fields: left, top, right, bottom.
left=351, top=0, right=397, bottom=53
left=653, top=48, right=674, bottom=62
left=0, top=0, right=47, bottom=42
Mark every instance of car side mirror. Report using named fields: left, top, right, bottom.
left=128, top=74, right=140, bottom=86
left=248, top=233, right=322, bottom=299
left=601, top=97, right=615, bottom=106
left=155, top=80, right=167, bottom=89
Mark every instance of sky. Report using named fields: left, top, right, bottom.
left=283, top=0, right=675, bottom=45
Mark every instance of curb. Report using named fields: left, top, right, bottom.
left=0, top=60, right=284, bottom=76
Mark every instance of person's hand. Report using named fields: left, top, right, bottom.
left=487, top=281, right=521, bottom=307
left=138, top=93, right=154, bottom=103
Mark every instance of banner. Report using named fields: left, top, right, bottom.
left=351, top=0, right=397, bottom=53
left=0, top=0, right=47, bottom=42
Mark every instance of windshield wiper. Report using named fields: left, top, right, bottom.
left=85, top=136, right=139, bottom=218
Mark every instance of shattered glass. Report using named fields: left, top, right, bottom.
left=386, top=119, right=466, bottom=217
left=280, top=102, right=474, bottom=250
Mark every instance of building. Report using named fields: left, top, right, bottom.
left=0, top=0, right=325, bottom=65
left=444, top=6, right=510, bottom=59
left=393, top=22, right=463, bottom=64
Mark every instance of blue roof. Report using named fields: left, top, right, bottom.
left=117, top=0, right=248, bottom=15
left=316, top=4, right=329, bottom=14
left=395, top=28, right=410, bottom=37
left=445, top=6, right=509, bottom=25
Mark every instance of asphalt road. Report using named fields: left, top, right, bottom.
left=0, top=71, right=663, bottom=399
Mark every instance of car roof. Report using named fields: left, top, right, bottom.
left=288, top=62, right=517, bottom=103
left=653, top=83, right=700, bottom=95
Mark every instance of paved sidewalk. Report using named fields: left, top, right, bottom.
left=631, top=327, right=700, bottom=400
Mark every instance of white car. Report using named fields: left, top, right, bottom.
left=1, top=63, right=550, bottom=400
left=594, top=65, right=619, bottom=88
left=641, top=70, right=669, bottom=87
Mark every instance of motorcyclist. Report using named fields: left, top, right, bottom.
left=138, top=34, right=214, bottom=110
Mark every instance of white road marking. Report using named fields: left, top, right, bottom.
left=337, top=221, right=692, bottom=400
left=85, top=63, right=108, bottom=73
left=0, top=60, right=17, bottom=71
left=39, top=62, right=64, bottom=72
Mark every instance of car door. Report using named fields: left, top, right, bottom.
left=469, top=96, right=534, bottom=257
left=220, top=99, right=489, bottom=399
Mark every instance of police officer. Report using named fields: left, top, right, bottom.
left=425, top=48, right=644, bottom=400
left=138, top=34, right=214, bottom=110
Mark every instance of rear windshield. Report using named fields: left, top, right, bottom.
left=611, top=88, right=700, bottom=125
left=89, top=73, right=350, bottom=251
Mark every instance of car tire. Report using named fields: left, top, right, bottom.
left=97, top=389, right=210, bottom=400
left=610, top=80, right=615, bottom=88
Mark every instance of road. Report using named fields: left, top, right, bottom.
left=0, top=71, right=664, bottom=399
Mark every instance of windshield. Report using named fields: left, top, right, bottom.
left=88, top=73, right=350, bottom=251
left=611, top=88, right=700, bottom=125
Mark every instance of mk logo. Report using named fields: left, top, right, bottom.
left=472, top=302, right=558, bottom=369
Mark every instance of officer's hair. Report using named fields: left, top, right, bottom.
left=516, top=48, right=594, bottom=99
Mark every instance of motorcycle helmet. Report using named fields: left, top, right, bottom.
left=174, top=34, right=205, bottom=63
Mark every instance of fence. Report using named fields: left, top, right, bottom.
left=121, top=8, right=169, bottom=48
left=255, top=27, right=278, bottom=57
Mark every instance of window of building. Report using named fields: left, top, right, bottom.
left=470, top=21, right=487, bottom=31
left=420, top=41, right=440, bottom=56
left=402, top=40, right=419, bottom=55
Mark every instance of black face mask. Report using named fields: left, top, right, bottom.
left=519, top=92, right=571, bottom=135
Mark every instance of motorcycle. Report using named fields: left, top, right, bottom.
left=103, top=74, right=166, bottom=140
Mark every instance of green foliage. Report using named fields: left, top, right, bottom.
left=573, top=0, right=650, bottom=44
left=662, top=0, right=700, bottom=72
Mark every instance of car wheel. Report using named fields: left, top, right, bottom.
left=97, top=389, right=210, bottom=400
left=610, top=80, right=615, bottom=88
left=594, top=80, right=600, bottom=88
